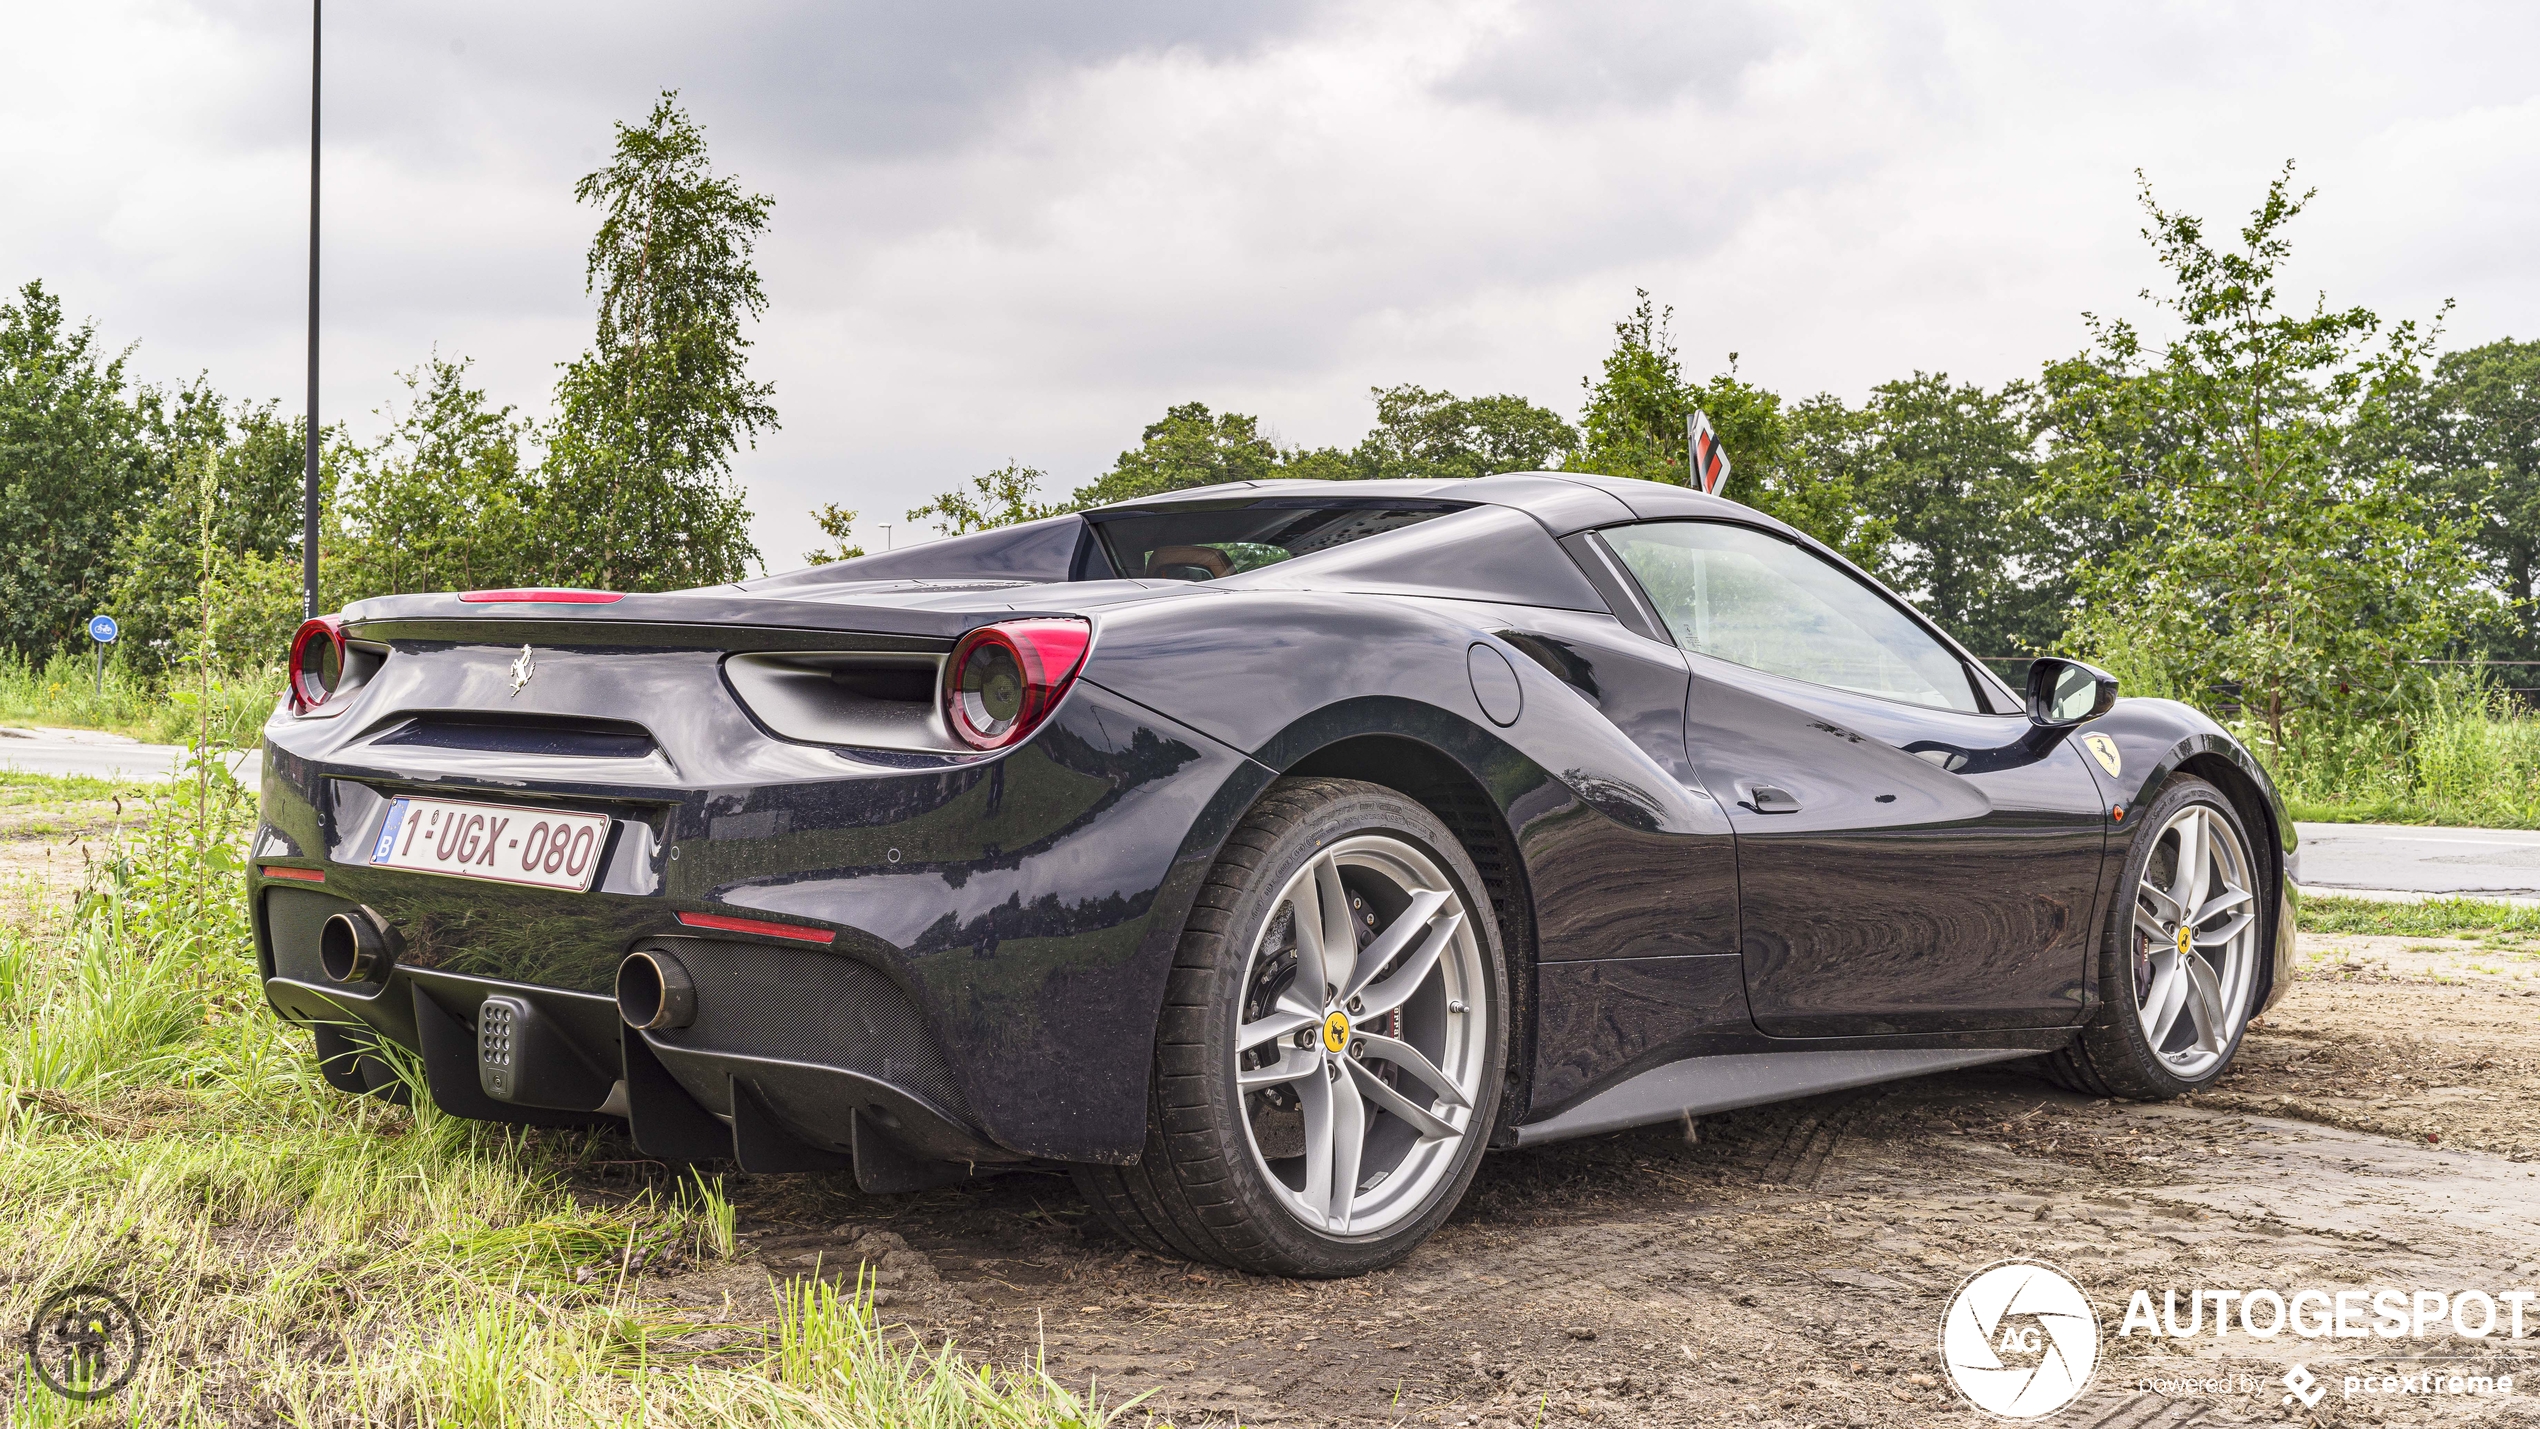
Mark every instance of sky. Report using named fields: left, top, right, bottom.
left=6, top=1, right=2538, bottom=569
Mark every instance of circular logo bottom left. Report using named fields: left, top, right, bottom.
left=24, top=1285, right=144, bottom=1402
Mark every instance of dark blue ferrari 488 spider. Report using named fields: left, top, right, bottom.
left=254, top=471, right=2296, bottom=1276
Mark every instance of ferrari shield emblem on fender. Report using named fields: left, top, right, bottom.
left=508, top=644, right=537, bottom=698
left=2083, top=733, right=2121, bottom=778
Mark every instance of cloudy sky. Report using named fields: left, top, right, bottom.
left=7, top=1, right=2537, bottom=568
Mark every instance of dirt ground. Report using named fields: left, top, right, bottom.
left=19, top=793, right=2537, bottom=1428
left=632, top=927, right=2540, bottom=1428
left=0, top=793, right=134, bottom=916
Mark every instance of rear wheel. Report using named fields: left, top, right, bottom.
left=2039, top=775, right=2266, bottom=1099
left=1073, top=777, right=1508, bottom=1277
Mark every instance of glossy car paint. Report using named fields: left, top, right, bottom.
left=1677, top=653, right=2109, bottom=1037
left=252, top=471, right=2296, bottom=1177
left=257, top=619, right=1263, bottom=1163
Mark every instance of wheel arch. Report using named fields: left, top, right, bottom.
left=2172, top=749, right=2292, bottom=1013
left=1273, top=732, right=1542, bottom=1144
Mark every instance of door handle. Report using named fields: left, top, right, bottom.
left=1745, top=784, right=1802, bottom=814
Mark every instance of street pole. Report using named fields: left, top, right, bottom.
left=302, top=0, right=322, bottom=619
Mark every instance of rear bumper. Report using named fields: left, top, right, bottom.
left=265, top=950, right=1012, bottom=1186
left=253, top=671, right=1267, bottom=1166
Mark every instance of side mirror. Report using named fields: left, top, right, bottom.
left=2025, top=657, right=2117, bottom=727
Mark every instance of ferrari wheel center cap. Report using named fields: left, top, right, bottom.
left=2175, top=925, right=2194, bottom=958
left=1321, top=1011, right=1351, bottom=1054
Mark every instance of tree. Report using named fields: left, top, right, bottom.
left=1351, top=384, right=1577, bottom=479
left=108, top=401, right=347, bottom=667
left=1275, top=445, right=1360, bottom=482
left=2047, top=166, right=2491, bottom=749
left=0, top=281, right=169, bottom=656
left=1702, top=376, right=1894, bottom=574
left=1070, top=402, right=1284, bottom=507
left=911, top=463, right=1060, bottom=535
left=801, top=504, right=865, bottom=564
left=1570, top=292, right=1890, bottom=569
left=534, top=92, right=772, bottom=590
left=330, top=354, right=533, bottom=601
left=1855, top=373, right=2056, bottom=655
left=2390, top=338, right=2540, bottom=661
left=1573, top=291, right=1692, bottom=484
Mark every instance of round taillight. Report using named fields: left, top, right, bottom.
left=289, top=617, right=346, bottom=711
left=944, top=619, right=1092, bottom=750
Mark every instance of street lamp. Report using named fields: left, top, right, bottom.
left=302, top=0, right=322, bottom=618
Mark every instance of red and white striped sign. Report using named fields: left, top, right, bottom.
left=1688, top=410, right=1732, bottom=495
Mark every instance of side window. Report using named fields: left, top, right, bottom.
left=1601, top=521, right=1981, bottom=713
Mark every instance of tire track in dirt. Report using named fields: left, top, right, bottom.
left=640, top=933, right=2540, bottom=1427
left=2081, top=1391, right=2224, bottom=1427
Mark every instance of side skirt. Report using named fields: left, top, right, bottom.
left=1508, top=1047, right=2038, bottom=1147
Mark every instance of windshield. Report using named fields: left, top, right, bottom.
left=1090, top=504, right=1459, bottom=581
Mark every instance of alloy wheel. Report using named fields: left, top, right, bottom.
left=1232, top=835, right=1488, bottom=1238
left=2130, top=802, right=2260, bottom=1079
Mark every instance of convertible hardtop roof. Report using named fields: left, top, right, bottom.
left=743, top=471, right=1804, bottom=594
left=1094, top=470, right=1753, bottom=529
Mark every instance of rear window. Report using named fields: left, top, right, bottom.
left=1090, top=504, right=1459, bottom=581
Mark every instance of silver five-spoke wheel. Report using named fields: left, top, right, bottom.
left=1233, top=835, right=1487, bottom=1238
left=2130, top=801, right=2260, bottom=1080
left=1072, top=777, right=1505, bottom=1275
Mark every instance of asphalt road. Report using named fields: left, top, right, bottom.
left=2297, top=820, right=2540, bottom=903
left=0, top=726, right=259, bottom=784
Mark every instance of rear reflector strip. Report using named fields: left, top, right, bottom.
left=457, top=589, right=626, bottom=604
left=675, top=910, right=837, bottom=944
left=262, top=865, right=327, bottom=883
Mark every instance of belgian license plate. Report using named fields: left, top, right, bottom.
left=368, top=797, right=612, bottom=892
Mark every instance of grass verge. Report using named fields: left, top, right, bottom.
left=2298, top=893, right=2540, bottom=938
left=0, top=756, right=1138, bottom=1426
left=0, top=651, right=276, bottom=747
left=0, top=770, right=141, bottom=806
left=2286, top=796, right=2540, bottom=832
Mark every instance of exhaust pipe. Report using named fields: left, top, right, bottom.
left=319, top=908, right=392, bottom=983
left=616, top=947, right=696, bottom=1030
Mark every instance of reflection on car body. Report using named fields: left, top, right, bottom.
left=254, top=471, right=2294, bottom=1275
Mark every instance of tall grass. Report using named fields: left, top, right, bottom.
left=2259, top=676, right=2540, bottom=829
left=0, top=650, right=278, bottom=747
left=0, top=757, right=1137, bottom=1425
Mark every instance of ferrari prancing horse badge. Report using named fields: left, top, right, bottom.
left=2083, top=733, right=2121, bottom=778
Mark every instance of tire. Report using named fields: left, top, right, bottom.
left=2038, top=775, right=2267, bottom=1100
left=1073, top=777, right=1510, bottom=1277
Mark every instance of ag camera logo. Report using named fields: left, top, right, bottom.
left=1941, top=1259, right=2100, bottom=1418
